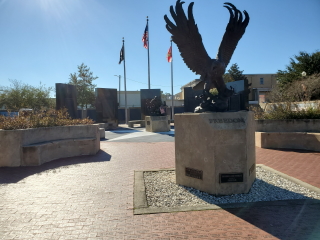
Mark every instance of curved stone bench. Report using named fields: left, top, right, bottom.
left=0, top=124, right=100, bottom=167
left=22, top=137, right=98, bottom=166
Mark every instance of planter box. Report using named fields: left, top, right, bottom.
left=0, top=124, right=100, bottom=167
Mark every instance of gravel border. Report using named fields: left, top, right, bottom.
left=134, top=164, right=320, bottom=215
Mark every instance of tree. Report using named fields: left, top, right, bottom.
left=0, top=79, right=53, bottom=111
left=223, top=63, right=248, bottom=83
left=277, top=51, right=320, bottom=87
left=69, top=63, right=98, bottom=109
left=268, top=73, right=320, bottom=103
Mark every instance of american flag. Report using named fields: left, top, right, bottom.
left=167, top=46, right=172, bottom=62
left=142, top=24, right=148, bottom=49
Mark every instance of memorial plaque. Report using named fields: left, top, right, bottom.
left=220, top=173, right=243, bottom=183
left=95, top=88, right=118, bottom=124
left=56, top=83, right=78, bottom=119
left=228, top=94, right=241, bottom=111
left=140, top=89, right=161, bottom=119
left=226, top=80, right=245, bottom=93
left=226, top=79, right=250, bottom=111
left=185, top=167, right=203, bottom=180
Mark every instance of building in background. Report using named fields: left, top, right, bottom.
left=246, top=74, right=277, bottom=103
left=117, top=91, right=183, bottom=108
left=176, top=74, right=277, bottom=104
left=117, top=91, right=141, bottom=108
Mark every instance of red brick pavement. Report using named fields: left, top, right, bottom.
left=256, top=147, right=320, bottom=188
left=0, top=142, right=320, bottom=240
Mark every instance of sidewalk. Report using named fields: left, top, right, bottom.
left=1, top=129, right=320, bottom=239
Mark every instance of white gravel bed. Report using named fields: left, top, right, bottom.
left=143, top=166, right=320, bottom=207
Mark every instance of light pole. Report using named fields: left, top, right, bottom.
left=114, top=75, right=121, bottom=107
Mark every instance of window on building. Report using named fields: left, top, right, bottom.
left=260, top=78, right=264, bottom=85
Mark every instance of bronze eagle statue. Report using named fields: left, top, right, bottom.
left=164, top=1, right=249, bottom=112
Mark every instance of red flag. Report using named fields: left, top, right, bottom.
left=167, top=46, right=172, bottom=62
left=142, top=24, right=148, bottom=49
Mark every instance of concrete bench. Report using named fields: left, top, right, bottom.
left=0, top=124, right=100, bottom=167
left=97, top=122, right=118, bottom=130
left=128, top=120, right=145, bottom=128
left=255, top=132, right=320, bottom=152
left=22, top=137, right=97, bottom=166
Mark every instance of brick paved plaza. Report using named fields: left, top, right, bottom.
left=1, top=127, right=320, bottom=239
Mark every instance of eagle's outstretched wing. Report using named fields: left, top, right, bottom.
left=164, top=0, right=211, bottom=76
left=217, top=2, right=249, bottom=67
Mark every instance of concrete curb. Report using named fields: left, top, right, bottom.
left=133, top=171, right=148, bottom=209
left=258, top=164, right=320, bottom=195
left=133, top=165, right=320, bottom=215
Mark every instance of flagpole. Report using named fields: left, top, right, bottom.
left=122, top=38, right=128, bottom=125
left=114, top=75, right=121, bottom=107
left=170, top=38, right=174, bottom=120
left=147, top=16, right=150, bottom=89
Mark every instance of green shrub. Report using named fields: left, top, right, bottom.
left=250, top=102, right=320, bottom=120
left=0, top=109, right=94, bottom=130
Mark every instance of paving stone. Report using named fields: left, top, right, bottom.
left=1, top=140, right=320, bottom=239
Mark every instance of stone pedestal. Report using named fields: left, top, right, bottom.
left=175, top=112, right=256, bottom=195
left=145, top=115, right=170, bottom=132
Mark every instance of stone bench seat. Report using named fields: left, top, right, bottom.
left=128, top=120, right=145, bottom=128
left=255, top=132, right=320, bottom=152
left=22, top=137, right=97, bottom=166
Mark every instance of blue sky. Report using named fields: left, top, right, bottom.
left=0, top=0, right=319, bottom=97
